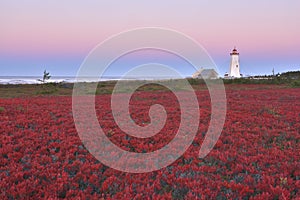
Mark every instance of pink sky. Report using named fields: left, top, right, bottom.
left=1, top=1, right=299, bottom=76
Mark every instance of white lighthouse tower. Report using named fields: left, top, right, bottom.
left=228, top=47, right=241, bottom=78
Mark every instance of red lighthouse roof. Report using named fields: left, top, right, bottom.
left=230, top=47, right=239, bottom=55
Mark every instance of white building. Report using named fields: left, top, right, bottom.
left=225, top=48, right=241, bottom=78
left=192, top=68, right=219, bottom=79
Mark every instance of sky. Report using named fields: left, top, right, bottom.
left=0, top=0, right=300, bottom=77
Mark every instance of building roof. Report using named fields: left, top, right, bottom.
left=192, top=68, right=219, bottom=79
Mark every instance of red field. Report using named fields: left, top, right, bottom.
left=0, top=85, right=299, bottom=199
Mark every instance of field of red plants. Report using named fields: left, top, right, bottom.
left=0, top=84, right=299, bottom=199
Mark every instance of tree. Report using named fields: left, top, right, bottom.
left=38, top=70, right=51, bottom=83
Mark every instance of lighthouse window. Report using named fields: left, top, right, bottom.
left=236, top=65, right=238, bottom=67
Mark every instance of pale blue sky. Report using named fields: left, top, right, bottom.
left=1, top=0, right=299, bottom=76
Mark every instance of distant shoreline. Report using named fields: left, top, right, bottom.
left=0, top=76, right=191, bottom=85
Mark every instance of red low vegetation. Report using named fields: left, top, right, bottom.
left=0, top=85, right=299, bottom=199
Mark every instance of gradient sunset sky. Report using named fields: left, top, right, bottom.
left=1, top=1, right=299, bottom=77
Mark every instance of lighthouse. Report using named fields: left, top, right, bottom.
left=228, top=47, right=241, bottom=78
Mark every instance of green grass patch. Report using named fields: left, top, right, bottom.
left=1, top=77, right=299, bottom=98
left=290, top=80, right=300, bottom=88
left=0, top=107, right=5, bottom=112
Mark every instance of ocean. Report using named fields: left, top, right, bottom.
left=0, top=76, right=183, bottom=85
left=0, top=76, right=119, bottom=85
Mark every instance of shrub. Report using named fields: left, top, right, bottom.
left=0, top=107, right=5, bottom=112
left=290, top=80, right=300, bottom=88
